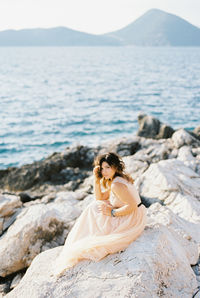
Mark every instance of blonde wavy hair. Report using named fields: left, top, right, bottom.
left=93, top=152, right=134, bottom=189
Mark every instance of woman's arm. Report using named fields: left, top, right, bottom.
left=93, top=166, right=110, bottom=201
left=93, top=180, right=110, bottom=201
left=93, top=180, right=102, bottom=200
left=102, top=189, right=110, bottom=200
left=93, top=166, right=102, bottom=200
left=98, top=182, right=139, bottom=217
left=110, top=182, right=138, bottom=216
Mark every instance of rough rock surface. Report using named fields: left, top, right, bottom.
left=0, top=146, right=97, bottom=192
left=172, top=128, right=200, bottom=149
left=5, top=204, right=198, bottom=298
left=0, top=114, right=199, bottom=297
left=0, top=199, right=81, bottom=277
left=0, top=194, right=22, bottom=235
left=135, top=159, right=200, bottom=228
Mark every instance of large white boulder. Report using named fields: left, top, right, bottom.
left=123, top=155, right=149, bottom=180
left=135, top=159, right=200, bottom=226
left=6, top=203, right=198, bottom=298
left=172, top=129, right=200, bottom=149
left=0, top=199, right=81, bottom=277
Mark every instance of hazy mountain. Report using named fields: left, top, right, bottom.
left=0, top=9, right=200, bottom=46
left=0, top=26, right=120, bottom=46
left=105, top=8, right=200, bottom=46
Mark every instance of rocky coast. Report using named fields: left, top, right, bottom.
left=0, top=113, right=200, bottom=298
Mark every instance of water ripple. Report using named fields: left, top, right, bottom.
left=0, top=46, right=200, bottom=169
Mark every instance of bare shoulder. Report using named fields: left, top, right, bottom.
left=111, top=181, right=128, bottom=192
left=112, top=176, right=129, bottom=187
left=111, top=177, right=136, bottom=193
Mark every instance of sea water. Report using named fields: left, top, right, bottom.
left=0, top=46, right=200, bottom=169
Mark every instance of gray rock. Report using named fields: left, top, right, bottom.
left=2, top=209, right=22, bottom=234
left=192, top=147, right=200, bottom=157
left=99, top=136, right=141, bottom=157
left=193, top=125, right=200, bottom=140
left=177, top=145, right=200, bottom=174
left=137, top=113, right=174, bottom=139
left=0, top=145, right=96, bottom=192
left=168, top=148, right=179, bottom=159
left=10, top=273, right=23, bottom=290
left=132, top=142, right=170, bottom=163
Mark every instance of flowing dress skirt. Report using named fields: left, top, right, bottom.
left=53, top=198, right=147, bottom=276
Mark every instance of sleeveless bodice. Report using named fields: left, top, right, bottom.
left=109, top=176, right=142, bottom=208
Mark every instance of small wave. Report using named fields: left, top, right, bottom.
left=49, top=141, right=70, bottom=147
left=104, top=129, right=122, bottom=134
left=0, top=148, right=20, bottom=154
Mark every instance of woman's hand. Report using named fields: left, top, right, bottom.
left=97, top=201, right=113, bottom=216
left=93, top=165, right=101, bottom=182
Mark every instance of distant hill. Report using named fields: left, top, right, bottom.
left=105, top=8, right=200, bottom=46
left=0, top=26, right=120, bottom=46
left=0, top=9, right=200, bottom=46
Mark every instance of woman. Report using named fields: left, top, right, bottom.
left=53, top=152, right=147, bottom=277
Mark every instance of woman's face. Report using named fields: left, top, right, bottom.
left=101, top=161, right=116, bottom=180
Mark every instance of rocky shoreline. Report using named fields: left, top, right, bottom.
left=0, top=113, right=200, bottom=297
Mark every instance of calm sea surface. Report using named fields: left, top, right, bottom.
left=0, top=46, right=200, bottom=169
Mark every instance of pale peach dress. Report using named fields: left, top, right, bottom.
left=54, top=176, right=147, bottom=276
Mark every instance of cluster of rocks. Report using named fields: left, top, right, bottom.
left=0, top=114, right=200, bottom=297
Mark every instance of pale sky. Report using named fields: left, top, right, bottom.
left=0, top=0, right=199, bottom=34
